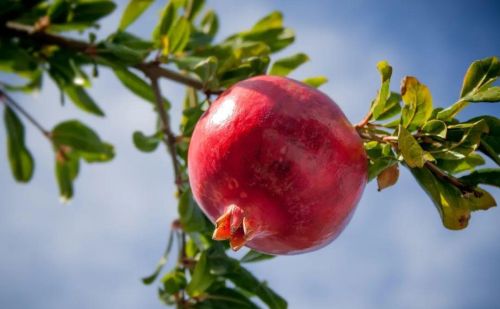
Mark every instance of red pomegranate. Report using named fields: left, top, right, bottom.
left=188, top=75, right=367, bottom=255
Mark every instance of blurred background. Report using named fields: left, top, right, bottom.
left=1, top=0, right=499, bottom=308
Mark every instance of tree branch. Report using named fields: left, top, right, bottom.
left=2, top=21, right=223, bottom=95
left=0, top=88, right=51, bottom=139
left=149, top=77, right=182, bottom=187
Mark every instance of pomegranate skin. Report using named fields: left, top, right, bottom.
left=188, top=76, right=367, bottom=255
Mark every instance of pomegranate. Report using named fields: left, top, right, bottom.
left=188, top=76, right=367, bottom=255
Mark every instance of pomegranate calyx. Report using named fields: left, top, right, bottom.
left=212, top=204, right=255, bottom=251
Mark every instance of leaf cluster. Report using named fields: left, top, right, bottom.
left=361, top=56, right=499, bottom=230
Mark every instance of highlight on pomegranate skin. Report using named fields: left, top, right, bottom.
left=188, top=75, right=367, bottom=255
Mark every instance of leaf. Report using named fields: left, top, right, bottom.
left=167, top=17, right=191, bottom=54
left=186, top=251, right=216, bottom=297
left=468, top=116, right=500, bottom=165
left=460, top=56, right=500, bottom=99
left=203, top=287, right=260, bottom=309
left=436, top=100, right=469, bottom=122
left=109, top=31, right=154, bottom=51
left=364, top=141, right=397, bottom=181
left=377, top=164, right=399, bottom=191
left=400, top=76, right=433, bottom=130
left=398, top=126, right=433, bottom=168
left=422, top=119, right=447, bottom=138
left=55, top=153, right=79, bottom=202
left=231, top=11, right=294, bottom=53
left=152, top=2, right=177, bottom=43
left=431, top=119, right=488, bottom=160
left=375, top=92, right=401, bottom=121
left=3, top=107, right=34, bottom=182
left=240, top=250, right=275, bottom=263
left=178, top=189, right=208, bottom=233
left=252, top=11, right=283, bottom=32
left=201, top=9, right=219, bottom=38
left=71, top=0, right=116, bottom=23
left=464, top=86, right=500, bottom=102
left=119, top=0, right=154, bottom=31
left=302, top=76, right=328, bottom=88
left=193, top=56, right=218, bottom=89
left=142, top=229, right=175, bottom=285
left=226, top=265, right=287, bottom=309
left=113, top=68, right=170, bottom=107
left=460, top=168, right=500, bottom=188
left=51, top=120, right=111, bottom=155
left=371, top=60, right=393, bottom=120
left=132, top=131, right=161, bottom=153
left=437, top=153, right=485, bottom=174
left=64, top=85, right=104, bottom=116
left=269, top=53, right=309, bottom=76
left=97, top=42, right=147, bottom=65
left=161, top=269, right=187, bottom=294
left=410, top=167, right=496, bottom=230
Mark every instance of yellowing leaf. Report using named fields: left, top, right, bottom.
left=400, top=76, right=433, bottom=130
left=398, top=126, right=433, bottom=168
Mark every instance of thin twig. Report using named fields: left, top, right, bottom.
left=149, top=77, right=182, bottom=186
left=0, top=89, right=51, bottom=139
left=424, top=161, right=479, bottom=196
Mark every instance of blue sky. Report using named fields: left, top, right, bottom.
left=1, top=1, right=499, bottom=308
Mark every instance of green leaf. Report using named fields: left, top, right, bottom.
left=410, top=167, right=496, bottom=230
left=437, top=153, right=485, bottom=174
left=64, top=86, right=104, bottom=116
left=167, top=17, right=191, bottom=53
left=460, top=168, right=500, bottom=188
left=226, top=266, right=287, bottom=309
left=80, top=142, right=114, bottom=163
left=464, top=86, right=500, bottom=102
left=178, top=189, right=208, bottom=233
left=302, top=76, right=328, bottom=88
left=132, top=131, right=161, bottom=153
left=97, top=42, right=147, bottom=65
left=113, top=68, right=170, bottom=107
left=72, top=0, right=116, bottom=23
left=109, top=31, right=154, bottom=50
left=3, top=106, right=34, bottom=182
left=119, top=0, right=154, bottom=31
left=193, top=56, right=219, bottom=89
left=51, top=120, right=111, bottom=155
left=430, top=119, right=488, bottom=160
left=400, top=76, right=433, bottom=130
left=161, top=269, right=187, bottom=294
left=55, top=153, right=79, bottom=202
left=201, top=9, right=219, bottom=38
left=186, top=251, right=216, bottom=297
left=398, top=126, right=433, bottom=168
left=152, top=2, right=177, bottom=43
left=465, top=116, right=499, bottom=165
left=203, top=287, right=260, bottom=309
left=185, top=0, right=205, bottom=21
left=376, top=92, right=401, bottom=121
left=422, top=119, right=447, bottom=138
left=240, top=250, right=275, bottom=263
left=371, top=60, right=393, bottom=120
left=460, top=56, right=500, bottom=99
left=142, top=229, right=175, bottom=285
left=269, top=53, right=309, bottom=76
left=252, top=11, right=283, bottom=32
left=436, top=100, right=469, bottom=122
